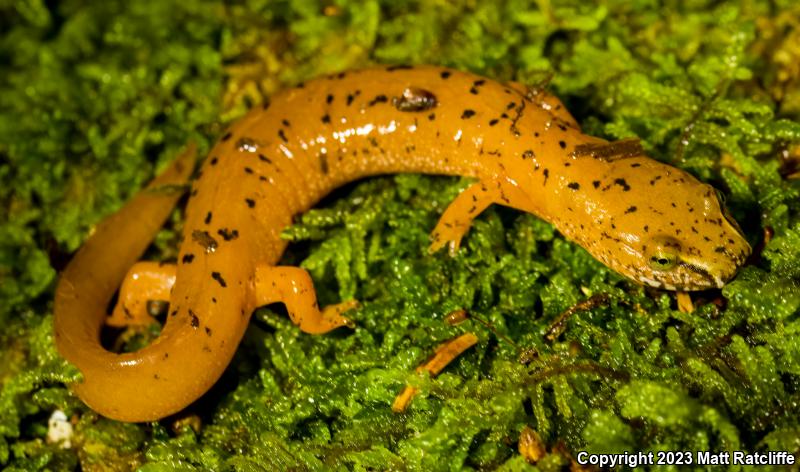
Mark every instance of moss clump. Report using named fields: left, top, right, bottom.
left=1, top=0, right=799, bottom=470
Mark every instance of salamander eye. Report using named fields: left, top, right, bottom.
left=714, top=188, right=727, bottom=204
left=649, top=253, right=677, bottom=271
left=645, top=235, right=681, bottom=271
left=714, top=188, right=746, bottom=236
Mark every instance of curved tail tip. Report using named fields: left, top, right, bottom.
left=173, top=141, right=199, bottom=180
left=150, top=141, right=199, bottom=188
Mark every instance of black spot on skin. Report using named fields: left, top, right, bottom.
left=262, top=99, right=270, bottom=110
left=714, top=246, right=726, bottom=253
left=461, top=109, right=476, bottom=119
left=319, top=152, right=329, bottom=175
left=204, top=211, right=212, bottom=224
left=567, top=182, right=580, bottom=190
left=469, top=87, right=479, bottom=95
left=522, top=150, right=534, bottom=159
left=182, top=253, right=195, bottom=264
left=278, top=129, right=288, bottom=142
left=211, top=271, right=227, bottom=287
left=559, top=140, right=567, bottom=149
left=489, top=119, right=499, bottom=126
left=282, top=119, right=291, bottom=127
left=346, top=93, right=355, bottom=105
left=644, top=225, right=649, bottom=232
left=244, top=167, right=253, bottom=174
left=558, top=124, right=567, bottom=131
left=210, top=157, right=218, bottom=166
left=534, top=131, right=540, bottom=137
left=428, top=113, right=436, bottom=121
left=631, top=163, right=641, bottom=168
left=440, top=71, right=451, bottom=79
left=189, top=310, right=199, bottom=328
left=336, top=72, right=346, bottom=79
left=368, top=94, right=388, bottom=106
left=258, top=154, right=271, bottom=164
left=326, top=94, right=334, bottom=104
left=614, top=178, right=631, bottom=191
left=507, top=102, right=516, bottom=110
left=217, top=228, right=239, bottom=241
left=473, top=79, right=486, bottom=86
left=205, top=326, right=212, bottom=336
left=221, top=131, right=232, bottom=141
left=592, top=180, right=600, bottom=188
left=321, top=114, right=331, bottom=124
left=393, top=87, right=437, bottom=112
left=624, top=206, right=637, bottom=214
left=543, top=168, right=549, bottom=185
left=245, top=198, right=256, bottom=208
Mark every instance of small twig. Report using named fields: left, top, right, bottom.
left=570, top=138, right=644, bottom=162
left=391, top=332, right=479, bottom=413
left=445, top=309, right=519, bottom=349
left=545, top=294, right=611, bottom=341
left=676, top=291, right=694, bottom=313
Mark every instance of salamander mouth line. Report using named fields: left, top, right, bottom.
left=677, top=259, right=721, bottom=288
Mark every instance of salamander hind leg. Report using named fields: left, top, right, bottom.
left=429, top=181, right=498, bottom=256
left=254, top=265, right=358, bottom=334
left=107, top=261, right=176, bottom=327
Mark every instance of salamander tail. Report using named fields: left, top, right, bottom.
left=53, top=143, right=196, bottom=420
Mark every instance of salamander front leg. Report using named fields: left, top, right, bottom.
left=253, top=265, right=358, bottom=334
left=429, top=182, right=498, bottom=255
left=108, top=261, right=176, bottom=327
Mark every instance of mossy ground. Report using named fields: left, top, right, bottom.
left=1, top=0, right=800, bottom=470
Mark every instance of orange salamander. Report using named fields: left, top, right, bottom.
left=54, top=65, right=750, bottom=422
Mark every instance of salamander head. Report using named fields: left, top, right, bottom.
left=609, top=181, right=749, bottom=291
left=565, top=161, right=751, bottom=291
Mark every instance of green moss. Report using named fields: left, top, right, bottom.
left=1, top=0, right=799, bottom=470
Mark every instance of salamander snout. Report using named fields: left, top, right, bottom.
left=640, top=235, right=743, bottom=289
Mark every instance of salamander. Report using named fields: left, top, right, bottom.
left=53, top=65, right=750, bottom=422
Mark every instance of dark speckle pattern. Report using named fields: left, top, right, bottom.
left=211, top=271, right=227, bottom=288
